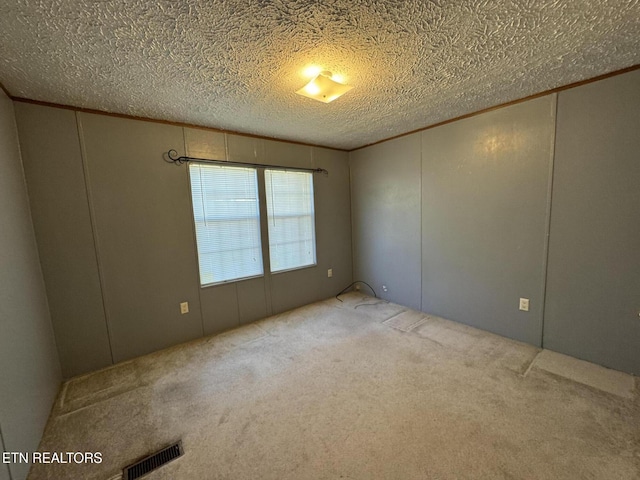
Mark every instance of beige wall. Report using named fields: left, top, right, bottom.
left=15, top=104, right=352, bottom=378
left=350, top=133, right=422, bottom=310
left=14, top=107, right=113, bottom=377
left=350, top=95, right=556, bottom=346
left=0, top=92, right=61, bottom=480
left=349, top=69, right=640, bottom=374
left=543, top=69, right=640, bottom=374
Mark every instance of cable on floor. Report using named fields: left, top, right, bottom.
left=335, top=281, right=377, bottom=302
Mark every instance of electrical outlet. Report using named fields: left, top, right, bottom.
left=180, top=302, right=189, bottom=314
left=327, top=268, right=333, bottom=278
left=382, top=285, right=388, bottom=292
left=355, top=285, right=360, bottom=291
left=519, top=298, right=529, bottom=312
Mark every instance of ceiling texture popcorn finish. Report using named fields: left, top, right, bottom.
left=1, top=1, right=639, bottom=150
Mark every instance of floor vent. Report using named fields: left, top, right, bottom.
left=383, top=311, right=428, bottom=332
left=123, top=441, right=184, bottom=480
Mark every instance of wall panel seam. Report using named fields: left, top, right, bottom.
left=347, top=155, right=356, bottom=283
left=419, top=135, right=424, bottom=312
left=183, top=127, right=206, bottom=338
left=75, top=111, right=115, bottom=366
left=539, top=93, right=559, bottom=349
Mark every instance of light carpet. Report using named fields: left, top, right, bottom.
left=29, top=293, right=639, bottom=479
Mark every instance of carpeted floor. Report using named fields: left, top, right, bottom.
left=29, top=293, right=639, bottom=479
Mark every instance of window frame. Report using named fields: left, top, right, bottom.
left=264, top=168, right=318, bottom=274
left=188, top=162, right=265, bottom=287
left=188, top=163, right=319, bottom=288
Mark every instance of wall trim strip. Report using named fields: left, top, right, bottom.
left=9, top=97, right=348, bottom=153
left=7, top=63, right=639, bottom=153
left=75, top=112, right=116, bottom=367
left=350, top=63, right=640, bottom=151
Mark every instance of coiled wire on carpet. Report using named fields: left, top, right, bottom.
left=335, top=280, right=378, bottom=302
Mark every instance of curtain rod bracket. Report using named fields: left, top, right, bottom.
left=167, top=149, right=328, bottom=175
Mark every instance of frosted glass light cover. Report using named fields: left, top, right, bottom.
left=295, top=74, right=353, bottom=103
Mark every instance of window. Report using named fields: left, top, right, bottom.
left=189, top=163, right=263, bottom=285
left=265, top=169, right=317, bottom=272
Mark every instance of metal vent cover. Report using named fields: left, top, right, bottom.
left=123, top=441, right=184, bottom=480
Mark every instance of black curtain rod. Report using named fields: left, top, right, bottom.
left=167, top=150, right=328, bottom=175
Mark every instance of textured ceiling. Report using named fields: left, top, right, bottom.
left=1, top=1, right=639, bottom=150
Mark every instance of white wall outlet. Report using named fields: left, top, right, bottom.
left=382, top=285, right=388, bottom=292
left=519, top=298, right=529, bottom=312
left=327, top=268, right=333, bottom=278
left=180, top=302, right=189, bottom=314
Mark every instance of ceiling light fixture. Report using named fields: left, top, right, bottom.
left=295, top=71, right=353, bottom=103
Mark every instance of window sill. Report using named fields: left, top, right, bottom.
left=270, top=263, right=317, bottom=275
left=200, top=273, right=264, bottom=289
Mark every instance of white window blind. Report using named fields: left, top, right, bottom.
left=265, top=169, right=317, bottom=272
left=189, top=163, right=263, bottom=285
